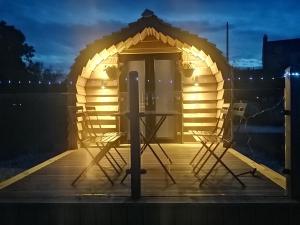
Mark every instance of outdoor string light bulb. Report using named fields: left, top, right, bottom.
left=284, top=71, right=300, bottom=77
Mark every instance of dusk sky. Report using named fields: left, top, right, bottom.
left=1, top=0, right=300, bottom=74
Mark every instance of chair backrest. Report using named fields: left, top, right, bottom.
left=232, top=102, right=247, bottom=134
left=215, top=103, right=230, bottom=135
left=232, top=103, right=247, bottom=119
left=222, top=102, right=247, bottom=142
left=85, top=106, right=108, bottom=136
left=68, top=106, right=90, bottom=145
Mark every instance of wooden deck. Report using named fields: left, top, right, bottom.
left=0, top=144, right=285, bottom=202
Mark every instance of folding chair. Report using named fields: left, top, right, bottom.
left=189, top=104, right=230, bottom=169
left=85, top=106, right=127, bottom=171
left=68, top=106, right=124, bottom=186
left=192, top=103, right=248, bottom=187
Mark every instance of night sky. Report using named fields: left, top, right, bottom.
left=1, top=0, right=300, bottom=73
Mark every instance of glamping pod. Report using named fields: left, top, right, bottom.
left=68, top=9, right=229, bottom=143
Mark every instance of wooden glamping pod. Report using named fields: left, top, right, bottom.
left=68, top=9, right=230, bottom=144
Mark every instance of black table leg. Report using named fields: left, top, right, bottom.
left=121, top=115, right=176, bottom=184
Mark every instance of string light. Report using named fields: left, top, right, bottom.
left=284, top=71, right=300, bottom=77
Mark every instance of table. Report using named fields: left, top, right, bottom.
left=121, top=111, right=181, bottom=184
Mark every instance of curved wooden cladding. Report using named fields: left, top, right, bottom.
left=181, top=56, right=224, bottom=135
left=73, top=27, right=225, bottom=140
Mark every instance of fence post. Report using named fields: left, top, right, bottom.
left=129, top=71, right=141, bottom=199
left=285, top=67, right=300, bottom=199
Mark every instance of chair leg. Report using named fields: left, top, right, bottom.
left=72, top=160, right=93, bottom=186
left=190, top=144, right=204, bottom=165
left=199, top=147, right=245, bottom=187
left=193, top=148, right=209, bottom=172
left=72, top=157, right=114, bottom=186
left=147, top=143, right=176, bottom=184
left=105, top=154, right=121, bottom=175
left=114, top=147, right=127, bottom=165
left=157, top=142, right=173, bottom=164
left=95, top=142, right=121, bottom=174
left=120, top=172, right=128, bottom=183
left=107, top=151, right=122, bottom=171
left=194, top=142, right=220, bottom=175
left=193, top=142, right=215, bottom=172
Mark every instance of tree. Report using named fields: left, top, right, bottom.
left=0, top=21, right=35, bottom=80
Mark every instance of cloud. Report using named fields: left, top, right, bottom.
left=231, top=58, right=262, bottom=68
left=1, top=0, right=300, bottom=71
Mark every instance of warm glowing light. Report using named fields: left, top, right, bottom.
left=192, top=67, right=201, bottom=77
left=92, top=65, right=110, bottom=80
left=75, top=27, right=225, bottom=140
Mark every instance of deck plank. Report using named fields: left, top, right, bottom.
left=0, top=144, right=284, bottom=201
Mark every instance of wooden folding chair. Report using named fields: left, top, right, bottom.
left=192, top=103, right=248, bottom=187
left=85, top=106, right=127, bottom=171
left=189, top=104, right=230, bottom=168
left=68, top=106, right=123, bottom=186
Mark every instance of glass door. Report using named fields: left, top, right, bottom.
left=119, top=54, right=180, bottom=142
left=154, top=59, right=176, bottom=141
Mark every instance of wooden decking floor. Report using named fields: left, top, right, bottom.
left=0, top=144, right=284, bottom=201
